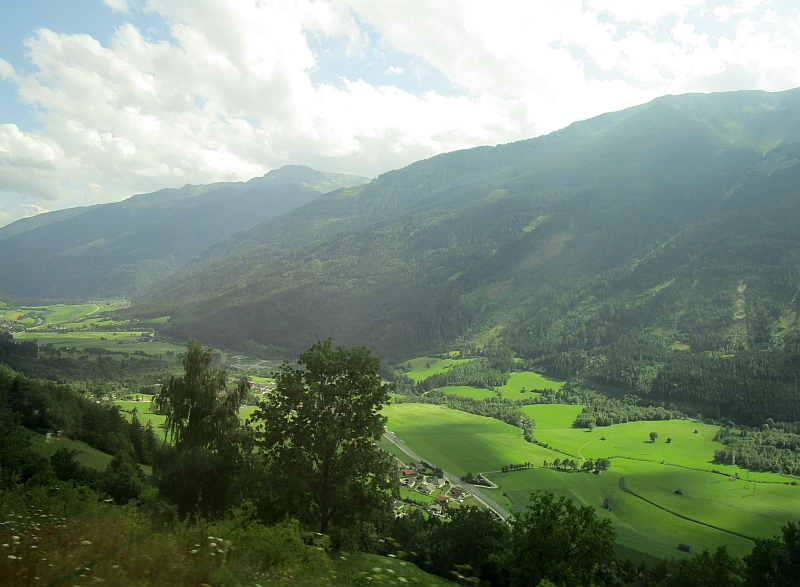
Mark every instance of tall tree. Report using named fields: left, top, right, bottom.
left=508, top=491, right=616, bottom=587
left=152, top=339, right=250, bottom=515
left=154, top=339, right=248, bottom=451
left=252, top=339, right=397, bottom=537
left=745, top=521, right=800, bottom=587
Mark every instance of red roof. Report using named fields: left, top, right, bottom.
left=400, top=469, right=415, bottom=476
left=436, top=495, right=449, bottom=502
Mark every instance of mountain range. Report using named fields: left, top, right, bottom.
left=3, top=88, right=800, bottom=424
left=0, top=166, right=369, bottom=299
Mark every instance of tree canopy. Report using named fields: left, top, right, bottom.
left=252, top=339, right=397, bottom=536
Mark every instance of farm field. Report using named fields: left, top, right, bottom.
left=0, top=302, right=128, bottom=328
left=383, top=404, right=556, bottom=476
left=113, top=401, right=258, bottom=433
left=441, top=385, right=497, bottom=400
left=400, top=356, right=474, bottom=382
left=14, top=330, right=187, bottom=356
left=521, top=404, right=585, bottom=429
left=383, top=402, right=800, bottom=562
left=497, top=371, right=564, bottom=395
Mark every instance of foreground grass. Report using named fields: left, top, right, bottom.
left=0, top=486, right=448, bottom=587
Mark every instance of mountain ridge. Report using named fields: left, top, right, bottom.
left=127, top=89, right=800, bottom=425
left=0, top=165, right=370, bottom=300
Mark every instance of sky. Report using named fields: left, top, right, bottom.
left=1, top=0, right=800, bottom=226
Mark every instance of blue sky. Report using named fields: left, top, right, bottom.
left=1, top=0, right=800, bottom=226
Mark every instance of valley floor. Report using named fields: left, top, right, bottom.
left=382, top=402, right=800, bottom=562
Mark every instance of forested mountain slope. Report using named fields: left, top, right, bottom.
left=0, top=166, right=369, bottom=299
left=0, top=206, right=94, bottom=241
left=140, top=89, right=800, bottom=424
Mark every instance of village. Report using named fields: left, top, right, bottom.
left=393, top=460, right=470, bottom=518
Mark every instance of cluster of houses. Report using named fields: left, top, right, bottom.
left=395, top=461, right=469, bottom=517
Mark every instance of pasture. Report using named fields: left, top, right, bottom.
left=400, top=356, right=474, bottom=382
left=383, top=402, right=800, bottom=563
left=521, top=404, right=585, bottom=429
left=383, top=404, right=559, bottom=476
left=15, top=330, right=187, bottom=357
left=497, top=371, right=564, bottom=395
left=29, top=431, right=114, bottom=471
left=113, top=401, right=258, bottom=435
left=441, top=385, right=497, bottom=400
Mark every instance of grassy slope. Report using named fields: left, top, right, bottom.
left=402, top=357, right=474, bottom=383
left=383, top=403, right=800, bottom=562
left=441, top=386, right=498, bottom=400
left=28, top=431, right=114, bottom=471
left=113, top=401, right=258, bottom=432
left=498, top=371, right=564, bottom=395
left=521, top=404, right=585, bottom=429
left=15, top=331, right=187, bottom=356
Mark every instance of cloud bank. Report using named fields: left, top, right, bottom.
left=1, top=0, right=799, bottom=224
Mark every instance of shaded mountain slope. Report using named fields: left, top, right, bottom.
left=0, top=206, right=94, bottom=241
left=0, top=166, right=369, bottom=299
left=139, top=88, right=800, bottom=391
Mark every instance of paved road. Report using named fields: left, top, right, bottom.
left=383, top=432, right=512, bottom=521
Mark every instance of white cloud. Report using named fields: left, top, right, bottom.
left=19, top=204, right=50, bottom=217
left=102, top=0, right=131, bottom=14
left=1, top=0, right=800, bottom=225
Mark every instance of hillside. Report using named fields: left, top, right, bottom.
left=132, top=89, right=800, bottom=425
left=0, top=166, right=369, bottom=300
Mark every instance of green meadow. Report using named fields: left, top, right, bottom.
left=401, top=356, right=475, bottom=382
left=383, top=402, right=800, bottom=562
left=251, top=375, right=274, bottom=383
left=15, top=330, right=187, bottom=356
left=497, top=371, right=564, bottom=395
left=29, top=431, right=114, bottom=471
left=441, top=385, right=497, bottom=400
left=383, top=404, right=556, bottom=476
left=521, top=404, right=585, bottom=429
left=113, top=401, right=258, bottom=434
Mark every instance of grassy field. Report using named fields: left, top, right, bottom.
left=251, top=375, right=275, bottom=383
left=440, top=386, right=498, bottom=400
left=400, top=356, right=475, bottom=382
left=113, top=401, right=258, bottom=434
left=383, top=404, right=555, bottom=476
left=136, top=315, right=171, bottom=324
left=383, top=402, right=800, bottom=562
left=521, top=404, right=585, bottom=429
left=15, top=330, right=187, bottom=356
left=114, top=401, right=168, bottom=430
left=29, top=431, right=114, bottom=471
left=497, top=371, right=564, bottom=395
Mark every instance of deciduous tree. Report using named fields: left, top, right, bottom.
left=252, top=339, right=397, bottom=537
left=508, top=491, right=616, bottom=587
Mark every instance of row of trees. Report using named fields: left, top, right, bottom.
left=713, top=426, right=800, bottom=476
